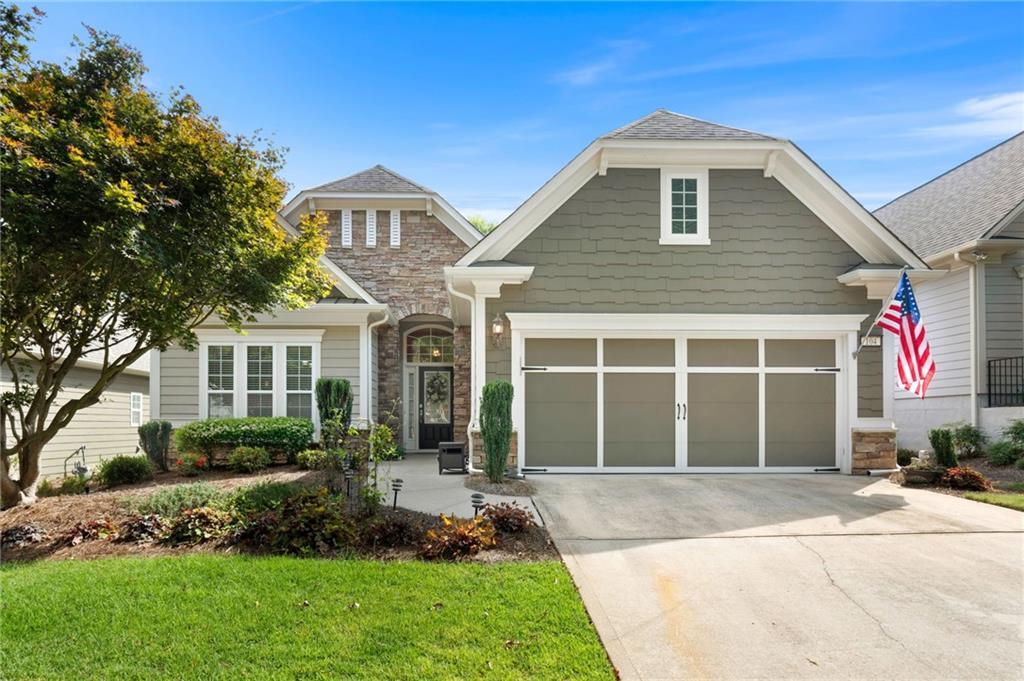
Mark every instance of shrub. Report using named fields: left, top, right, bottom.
left=481, top=380, right=514, bottom=483
left=950, top=423, right=986, bottom=459
left=229, top=482, right=300, bottom=517
left=58, top=518, right=118, bottom=546
left=138, top=420, right=173, bottom=472
left=95, top=455, right=154, bottom=487
left=940, top=466, right=990, bottom=491
left=175, top=452, right=210, bottom=476
left=1, top=523, right=47, bottom=550
left=359, top=513, right=419, bottom=550
left=987, top=440, right=1023, bottom=466
left=117, top=514, right=168, bottom=544
left=136, top=482, right=226, bottom=517
left=420, top=515, right=496, bottom=560
left=296, top=448, right=325, bottom=470
left=162, top=507, right=232, bottom=546
left=37, top=476, right=88, bottom=497
left=173, top=417, right=314, bottom=456
left=237, top=488, right=356, bottom=556
left=896, top=448, right=915, bottom=467
left=1016, top=457, right=1024, bottom=471
left=227, top=446, right=271, bottom=473
left=316, top=378, right=353, bottom=445
left=928, top=428, right=957, bottom=468
left=1003, top=419, right=1024, bottom=446
left=482, top=502, right=537, bottom=534
left=368, top=423, right=400, bottom=462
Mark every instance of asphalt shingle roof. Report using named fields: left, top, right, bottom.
left=874, top=133, right=1024, bottom=259
left=311, top=165, right=432, bottom=194
left=602, top=109, right=780, bottom=142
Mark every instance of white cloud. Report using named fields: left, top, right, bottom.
left=551, top=39, right=649, bottom=87
left=918, top=91, right=1024, bottom=139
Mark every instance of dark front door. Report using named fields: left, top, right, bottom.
left=419, top=366, right=453, bottom=450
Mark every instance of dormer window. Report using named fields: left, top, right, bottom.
left=660, top=168, right=709, bottom=245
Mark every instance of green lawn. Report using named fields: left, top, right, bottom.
left=965, top=491, right=1024, bottom=512
left=0, top=556, right=614, bottom=680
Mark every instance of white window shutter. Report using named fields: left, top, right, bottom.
left=341, top=209, right=352, bottom=248
left=365, top=209, right=377, bottom=247
left=390, top=210, right=401, bottom=247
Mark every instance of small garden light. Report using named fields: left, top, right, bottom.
left=471, top=493, right=486, bottom=517
left=391, top=478, right=404, bottom=510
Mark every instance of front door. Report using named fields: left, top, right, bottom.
left=419, top=366, right=453, bottom=450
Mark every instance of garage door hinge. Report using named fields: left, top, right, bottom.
left=814, top=367, right=841, bottom=372
left=521, top=366, right=548, bottom=372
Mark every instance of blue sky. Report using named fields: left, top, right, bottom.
left=29, top=2, right=1024, bottom=221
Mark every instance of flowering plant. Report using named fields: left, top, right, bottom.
left=175, top=452, right=210, bottom=477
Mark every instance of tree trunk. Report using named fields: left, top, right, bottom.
left=1, top=443, right=41, bottom=509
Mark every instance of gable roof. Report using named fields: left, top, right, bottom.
left=456, top=109, right=926, bottom=269
left=311, top=165, right=432, bottom=194
left=874, top=132, right=1024, bottom=259
left=602, top=109, right=779, bottom=142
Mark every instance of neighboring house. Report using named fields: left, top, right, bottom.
left=875, top=133, right=1024, bottom=449
left=152, top=110, right=934, bottom=474
left=1, top=353, right=149, bottom=479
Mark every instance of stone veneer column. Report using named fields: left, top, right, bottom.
left=376, top=325, right=402, bottom=433
left=851, top=428, right=897, bottom=474
left=470, top=430, right=519, bottom=471
left=452, top=326, right=471, bottom=443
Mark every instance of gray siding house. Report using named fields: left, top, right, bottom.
left=875, top=133, right=1024, bottom=448
left=153, top=110, right=934, bottom=474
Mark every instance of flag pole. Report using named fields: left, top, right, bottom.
left=852, top=266, right=909, bottom=358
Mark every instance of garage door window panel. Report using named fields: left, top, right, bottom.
left=603, top=339, right=674, bottom=367
left=688, top=339, right=758, bottom=367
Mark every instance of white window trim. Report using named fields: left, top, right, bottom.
left=198, top=331, right=324, bottom=432
left=129, top=392, right=143, bottom=427
left=660, top=167, right=710, bottom=246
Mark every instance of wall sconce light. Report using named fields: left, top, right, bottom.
left=491, top=314, right=505, bottom=347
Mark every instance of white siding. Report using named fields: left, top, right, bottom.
left=896, top=267, right=972, bottom=399
left=2, top=363, right=149, bottom=479
left=984, top=213, right=1024, bottom=369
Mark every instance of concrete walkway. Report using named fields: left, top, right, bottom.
left=533, top=475, right=1024, bottom=681
left=379, top=454, right=540, bottom=523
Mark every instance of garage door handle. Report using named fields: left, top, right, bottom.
left=521, top=366, right=548, bottom=372
left=678, top=403, right=686, bottom=420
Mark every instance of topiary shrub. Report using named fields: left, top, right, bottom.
left=420, top=514, right=496, bottom=560
left=940, top=466, right=990, bottom=491
left=162, top=507, right=232, bottom=546
left=896, top=448, right=915, bottom=467
left=173, top=417, right=314, bottom=457
left=138, top=420, right=173, bottom=471
left=136, top=482, right=226, bottom=517
left=227, top=446, right=271, bottom=473
left=95, top=455, right=154, bottom=487
left=481, top=380, right=513, bottom=483
left=950, top=423, right=986, bottom=459
left=928, top=428, right=957, bottom=468
left=987, top=440, right=1023, bottom=466
left=316, top=378, right=353, bottom=436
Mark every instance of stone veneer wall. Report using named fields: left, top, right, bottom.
left=851, top=429, right=897, bottom=474
left=470, top=430, right=519, bottom=472
left=321, top=209, right=471, bottom=445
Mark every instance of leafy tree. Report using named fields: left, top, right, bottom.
left=0, top=7, right=330, bottom=507
left=467, top=214, right=497, bottom=235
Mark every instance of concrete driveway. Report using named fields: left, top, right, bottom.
left=532, top=475, right=1024, bottom=680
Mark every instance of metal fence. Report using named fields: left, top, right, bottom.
left=987, top=356, right=1024, bottom=407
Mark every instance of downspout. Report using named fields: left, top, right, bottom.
left=446, top=279, right=481, bottom=473
left=366, top=311, right=389, bottom=425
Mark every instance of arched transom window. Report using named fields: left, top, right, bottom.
left=406, top=327, right=454, bottom=364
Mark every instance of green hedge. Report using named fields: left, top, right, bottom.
left=174, top=417, right=314, bottom=456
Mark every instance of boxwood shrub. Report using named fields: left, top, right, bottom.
left=174, top=417, right=314, bottom=456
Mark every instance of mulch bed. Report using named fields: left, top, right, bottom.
left=464, top=474, right=535, bottom=496
left=889, top=456, right=1024, bottom=500
left=0, top=467, right=557, bottom=563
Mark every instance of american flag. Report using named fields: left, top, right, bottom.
left=877, top=272, right=935, bottom=398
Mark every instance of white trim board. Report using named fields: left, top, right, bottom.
left=506, top=312, right=868, bottom=334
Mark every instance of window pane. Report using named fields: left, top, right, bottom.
left=286, top=345, right=313, bottom=391
left=672, top=219, right=687, bottom=234
left=247, top=393, right=273, bottom=417
left=405, top=328, right=454, bottom=364
left=671, top=178, right=687, bottom=192
left=247, top=346, right=273, bottom=391
left=684, top=178, right=696, bottom=192
left=208, top=345, right=234, bottom=391
left=209, top=393, right=233, bottom=418
left=286, top=393, right=312, bottom=419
